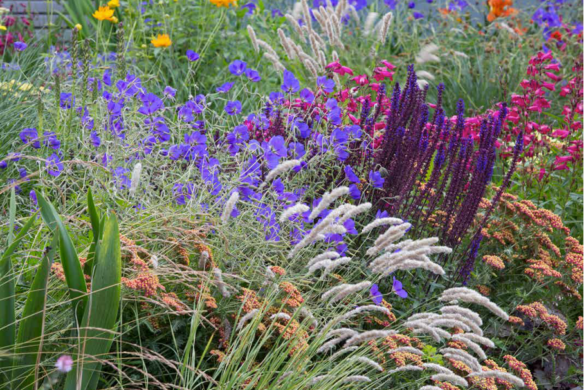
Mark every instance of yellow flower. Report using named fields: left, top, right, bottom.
left=74, top=23, right=82, bottom=31
left=151, top=34, right=172, bottom=48
left=111, top=16, right=119, bottom=23
left=0, top=25, right=6, bottom=31
left=209, top=0, right=238, bottom=7
left=93, top=6, right=115, bottom=21
left=108, top=0, right=120, bottom=8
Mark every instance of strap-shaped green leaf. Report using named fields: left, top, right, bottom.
left=11, top=236, right=58, bottom=389
left=37, top=193, right=87, bottom=323
left=64, top=213, right=121, bottom=390
left=0, top=188, right=17, bottom=380
left=84, top=188, right=101, bottom=277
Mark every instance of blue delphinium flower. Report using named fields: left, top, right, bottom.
left=369, top=170, right=385, bottom=188
left=46, top=153, right=64, bottom=177
left=138, top=93, right=164, bottom=115
left=370, top=284, right=383, bottom=305
left=317, top=76, right=335, bottom=93
left=392, top=277, right=408, bottom=298
left=186, top=50, right=200, bottom=62
left=300, top=88, right=315, bottom=103
left=14, top=41, right=27, bottom=52
left=344, top=165, right=360, bottom=183
left=228, top=60, right=247, bottom=76
left=163, top=86, right=177, bottom=99
left=263, top=136, right=287, bottom=169
left=349, top=184, right=361, bottom=200
left=281, top=70, right=300, bottom=94
left=245, top=69, right=261, bottom=82
left=60, top=93, right=74, bottom=109
left=20, top=128, right=40, bottom=148
left=225, top=100, right=242, bottom=115
left=226, top=125, right=249, bottom=154
left=216, top=82, right=234, bottom=93
left=269, top=91, right=285, bottom=105
left=43, top=131, right=61, bottom=149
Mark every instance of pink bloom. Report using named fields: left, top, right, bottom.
left=373, top=67, right=394, bottom=81
left=55, top=355, right=73, bottom=373
left=334, top=66, right=354, bottom=76
left=347, top=113, right=359, bottom=124
left=369, top=83, right=381, bottom=91
left=551, top=129, right=570, bottom=139
left=538, top=168, right=546, bottom=181
left=542, top=82, right=556, bottom=91
left=545, top=72, right=561, bottom=82
left=352, top=74, right=369, bottom=86
left=544, top=63, right=561, bottom=71
left=381, top=60, right=396, bottom=70
left=325, top=61, right=341, bottom=69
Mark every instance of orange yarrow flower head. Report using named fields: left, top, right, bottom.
left=487, top=0, right=518, bottom=22
left=93, top=6, right=115, bottom=21
left=151, top=34, right=172, bottom=48
left=209, top=0, right=238, bottom=7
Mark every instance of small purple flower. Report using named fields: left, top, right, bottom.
left=20, top=128, right=40, bottom=148
left=14, top=41, right=27, bottom=52
left=59, top=93, right=74, bottom=109
left=281, top=70, right=300, bottom=94
left=55, top=355, right=73, bottom=373
left=138, top=93, right=164, bottom=115
left=269, top=91, right=285, bottom=105
left=392, top=277, right=408, bottom=298
left=408, top=1, right=415, bottom=8
left=43, top=131, right=61, bottom=150
left=271, top=8, right=284, bottom=17
left=226, top=125, right=249, bottom=154
left=344, top=165, right=360, bottom=183
left=413, top=11, right=424, bottom=19
left=370, top=284, right=383, bottom=305
left=163, top=86, right=176, bottom=99
left=245, top=69, right=261, bottom=82
left=225, top=100, right=242, bottom=115
left=29, top=190, right=37, bottom=206
left=349, top=184, right=361, bottom=200
left=186, top=49, right=200, bottom=62
left=46, top=153, right=64, bottom=177
left=369, top=170, right=385, bottom=188
left=300, top=88, right=315, bottom=104
left=316, top=76, right=335, bottom=93
left=216, top=82, right=234, bottom=93
left=228, top=60, right=247, bottom=76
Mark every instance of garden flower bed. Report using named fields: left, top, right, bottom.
left=0, top=0, right=581, bottom=389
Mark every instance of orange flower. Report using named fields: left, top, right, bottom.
left=93, top=6, right=115, bottom=21
left=487, top=0, right=518, bottom=22
left=151, top=34, right=172, bottom=48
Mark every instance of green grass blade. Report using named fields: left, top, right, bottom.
left=84, top=189, right=101, bottom=276
left=64, top=213, right=122, bottom=390
left=11, top=236, right=58, bottom=389
left=0, top=189, right=17, bottom=378
left=36, top=193, right=87, bottom=323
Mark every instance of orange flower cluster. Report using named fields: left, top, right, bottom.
left=161, top=292, right=188, bottom=312
left=514, top=302, right=567, bottom=335
left=434, top=381, right=461, bottom=390
left=508, top=316, right=524, bottom=326
left=484, top=360, right=514, bottom=390
left=482, top=255, right=505, bottom=270
left=503, top=355, right=538, bottom=390
left=270, top=266, right=286, bottom=276
left=487, top=0, right=517, bottom=22
left=476, top=285, right=492, bottom=296
left=236, top=288, right=263, bottom=312
left=364, top=299, right=397, bottom=327
left=577, top=316, right=583, bottom=330
left=546, top=338, right=566, bottom=351
left=279, top=282, right=304, bottom=308
left=479, top=193, right=582, bottom=302
left=120, top=235, right=166, bottom=297
left=170, top=238, right=190, bottom=266
left=209, top=349, right=225, bottom=362
left=381, top=334, right=424, bottom=367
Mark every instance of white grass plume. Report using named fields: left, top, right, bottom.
left=129, top=162, right=142, bottom=196
left=237, top=309, right=259, bottom=330
left=265, top=159, right=300, bottom=182
left=468, top=371, right=525, bottom=387
left=221, top=191, right=239, bottom=223
left=308, top=186, right=349, bottom=220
